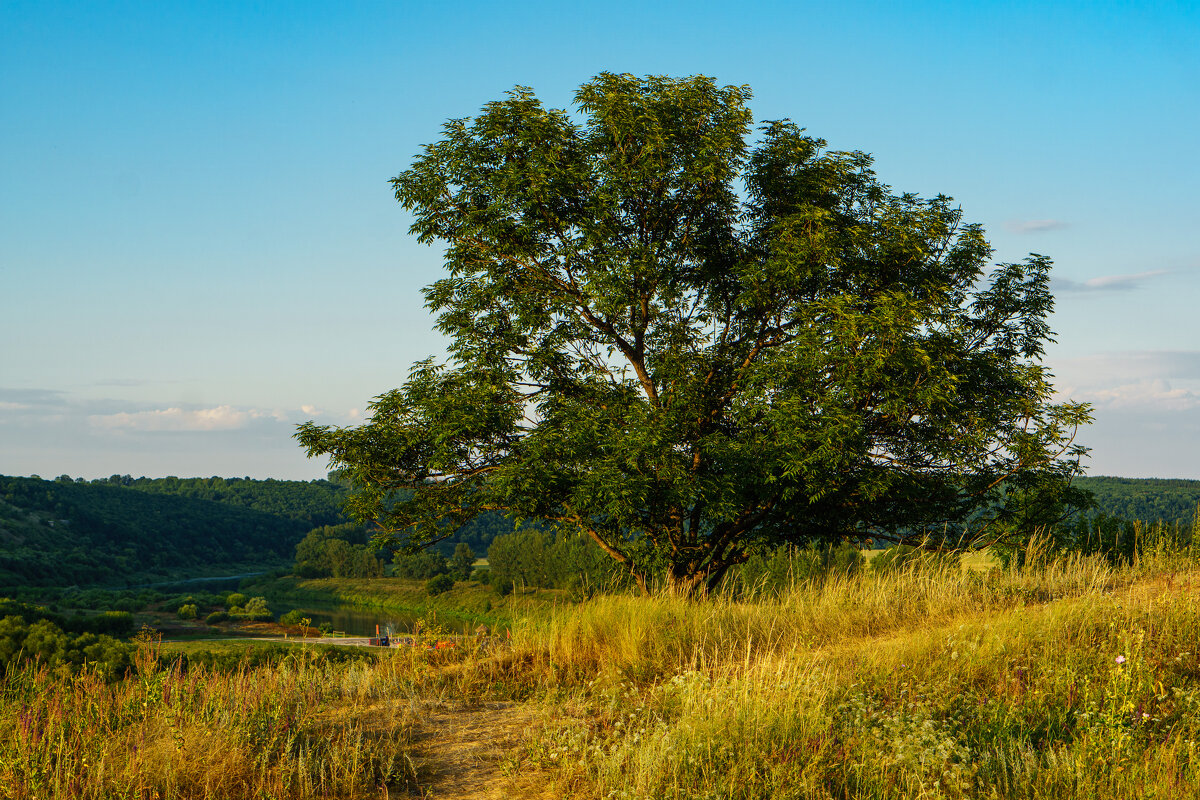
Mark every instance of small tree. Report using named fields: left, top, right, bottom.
left=297, top=73, right=1091, bottom=596
left=450, top=542, right=475, bottom=581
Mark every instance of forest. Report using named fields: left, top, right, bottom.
left=1073, top=476, right=1200, bottom=524
left=0, top=475, right=343, bottom=587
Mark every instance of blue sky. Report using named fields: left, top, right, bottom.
left=2, top=0, right=1197, bottom=480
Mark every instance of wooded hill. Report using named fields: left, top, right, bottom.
left=0, top=475, right=349, bottom=587
left=1072, top=476, right=1200, bottom=526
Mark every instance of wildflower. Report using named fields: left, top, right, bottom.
left=1115, top=655, right=1127, bottom=665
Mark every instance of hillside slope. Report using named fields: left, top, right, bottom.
left=0, top=476, right=337, bottom=587
left=1074, top=475, right=1200, bottom=524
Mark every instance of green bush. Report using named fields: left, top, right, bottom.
left=293, top=523, right=381, bottom=578
left=487, top=528, right=616, bottom=592
left=176, top=603, right=198, bottom=620
left=85, top=610, right=135, bottom=637
left=279, top=609, right=310, bottom=626
left=228, top=596, right=272, bottom=622
left=0, top=615, right=132, bottom=681
left=425, top=574, right=455, bottom=595
left=224, top=592, right=247, bottom=609
left=394, top=550, right=450, bottom=579
left=164, top=595, right=197, bottom=614
left=0, top=599, right=135, bottom=637
left=204, top=610, right=229, bottom=625
left=168, top=642, right=380, bottom=672
left=471, top=567, right=491, bottom=584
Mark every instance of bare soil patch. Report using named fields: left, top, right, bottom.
left=409, top=700, right=555, bottom=799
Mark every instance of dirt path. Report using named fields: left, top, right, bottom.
left=408, top=700, right=555, bottom=799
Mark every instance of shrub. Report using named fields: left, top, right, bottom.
left=0, top=615, right=132, bottom=681
left=279, top=609, right=309, bottom=626
left=88, top=611, right=135, bottom=637
left=176, top=603, right=198, bottom=620
left=394, top=550, right=450, bottom=580
left=471, top=567, right=491, bottom=584
left=204, top=611, right=229, bottom=625
left=224, top=592, right=247, bottom=609
left=165, top=595, right=197, bottom=614
left=228, top=596, right=273, bottom=622
left=487, top=528, right=616, bottom=592
left=425, top=574, right=454, bottom=595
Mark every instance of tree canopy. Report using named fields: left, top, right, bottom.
left=297, top=73, right=1091, bottom=595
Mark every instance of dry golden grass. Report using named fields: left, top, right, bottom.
left=5, top=546, right=1200, bottom=799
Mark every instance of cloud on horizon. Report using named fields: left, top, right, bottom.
left=0, top=391, right=365, bottom=480
left=1005, top=219, right=1069, bottom=234
left=1, top=388, right=363, bottom=437
left=1083, top=380, right=1200, bottom=412
left=1052, top=269, right=1170, bottom=293
left=88, top=405, right=284, bottom=432
left=1052, top=350, right=1200, bottom=411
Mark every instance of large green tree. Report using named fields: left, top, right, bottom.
left=297, top=73, right=1091, bottom=595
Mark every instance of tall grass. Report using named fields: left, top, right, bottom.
left=507, top=549, right=1200, bottom=798
left=0, top=638, right=418, bottom=800
left=512, top=547, right=1119, bottom=683
left=4, top=546, right=1199, bottom=799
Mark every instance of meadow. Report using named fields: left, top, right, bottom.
left=3, top=539, right=1200, bottom=799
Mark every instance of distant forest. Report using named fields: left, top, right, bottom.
left=2, top=473, right=1197, bottom=589
left=0, top=475, right=350, bottom=587
left=1072, top=476, right=1200, bottom=526
left=0, top=474, right=528, bottom=588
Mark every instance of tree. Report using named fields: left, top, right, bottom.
left=450, top=542, right=476, bottom=580
left=297, top=73, right=1091, bottom=596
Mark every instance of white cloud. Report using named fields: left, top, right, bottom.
left=1005, top=219, right=1069, bottom=234
left=1051, top=351, right=1200, bottom=412
left=1052, top=269, right=1170, bottom=293
left=1084, top=380, right=1200, bottom=412
left=300, top=404, right=320, bottom=415
left=89, top=405, right=266, bottom=432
